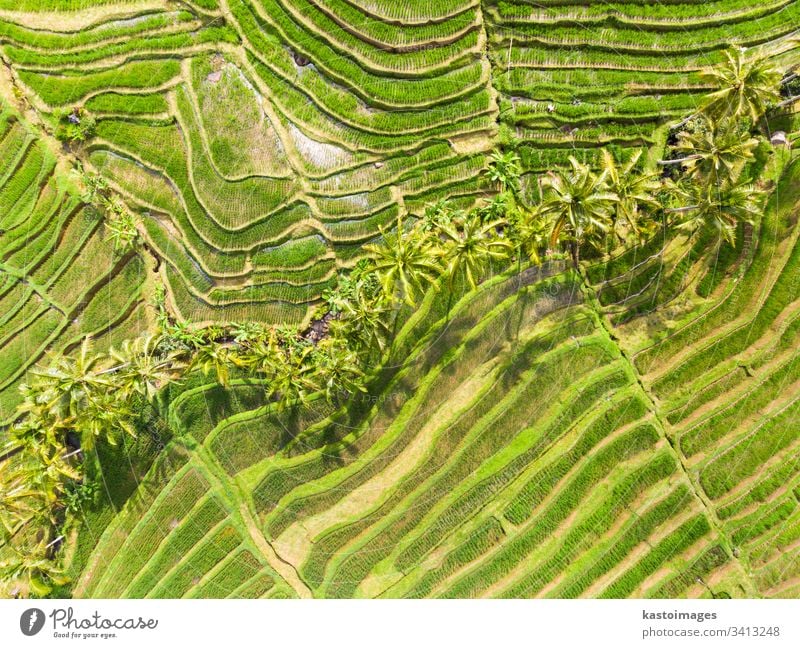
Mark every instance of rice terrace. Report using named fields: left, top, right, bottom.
left=1, top=0, right=800, bottom=602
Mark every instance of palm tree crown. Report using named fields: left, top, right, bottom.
left=672, top=180, right=764, bottom=244
left=671, top=118, right=759, bottom=185
left=439, top=214, right=513, bottom=289
left=540, top=156, right=618, bottom=267
left=699, top=48, right=782, bottom=123
left=602, top=149, right=661, bottom=243
left=365, top=215, right=442, bottom=306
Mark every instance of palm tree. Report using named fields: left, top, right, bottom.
left=540, top=156, right=618, bottom=268
left=699, top=48, right=782, bottom=123
left=365, top=214, right=442, bottom=306
left=0, top=459, right=49, bottom=541
left=6, top=430, right=80, bottom=523
left=509, top=204, right=549, bottom=265
left=109, top=334, right=180, bottom=401
left=313, top=339, right=366, bottom=403
left=79, top=390, right=136, bottom=450
left=240, top=328, right=282, bottom=378
left=336, top=281, right=392, bottom=354
left=439, top=214, right=513, bottom=289
left=662, top=118, right=759, bottom=185
left=602, top=149, right=661, bottom=244
left=29, top=447, right=81, bottom=512
left=0, top=548, right=69, bottom=598
left=19, top=338, right=142, bottom=452
left=27, top=337, right=109, bottom=424
left=190, top=342, right=234, bottom=388
left=269, top=344, right=320, bottom=411
left=670, top=179, right=764, bottom=244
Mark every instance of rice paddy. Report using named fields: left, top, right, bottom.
left=2, top=0, right=800, bottom=601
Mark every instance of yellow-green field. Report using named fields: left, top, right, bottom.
left=1, top=0, right=800, bottom=600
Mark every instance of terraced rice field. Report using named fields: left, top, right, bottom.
left=2, top=0, right=800, bottom=600
left=488, top=0, right=800, bottom=178
left=4, top=0, right=797, bottom=325
left=72, top=149, right=800, bottom=596
left=1, top=0, right=498, bottom=324
left=0, top=97, right=148, bottom=423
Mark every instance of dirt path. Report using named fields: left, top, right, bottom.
left=192, top=447, right=312, bottom=598
left=237, top=503, right=313, bottom=599
left=580, top=264, right=761, bottom=596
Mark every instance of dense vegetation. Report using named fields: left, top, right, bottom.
left=1, top=0, right=800, bottom=599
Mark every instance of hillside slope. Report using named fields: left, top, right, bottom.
left=0, top=97, right=150, bottom=423
left=2, top=0, right=798, bottom=325
left=1, top=0, right=799, bottom=599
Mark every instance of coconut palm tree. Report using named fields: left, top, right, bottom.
left=335, top=280, right=392, bottom=354
left=29, top=445, right=81, bottom=510
left=7, top=429, right=80, bottom=523
left=20, top=338, right=143, bottom=452
left=26, top=337, right=109, bottom=424
left=509, top=204, right=549, bottom=265
left=313, top=339, right=366, bottom=403
left=540, top=156, right=618, bottom=268
left=189, top=342, right=234, bottom=388
left=602, top=149, right=662, bottom=244
left=365, top=215, right=442, bottom=306
left=165, top=320, right=205, bottom=349
left=670, top=179, right=764, bottom=244
left=109, top=334, right=180, bottom=401
left=0, top=548, right=69, bottom=598
left=79, top=390, right=136, bottom=450
left=663, top=118, right=759, bottom=185
left=0, top=460, right=49, bottom=540
left=240, top=328, right=282, bottom=377
left=699, top=48, right=782, bottom=123
left=439, top=213, right=513, bottom=289
left=269, top=344, right=320, bottom=411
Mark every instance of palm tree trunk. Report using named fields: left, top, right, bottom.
left=570, top=241, right=580, bottom=270
left=671, top=112, right=699, bottom=130
left=776, top=95, right=800, bottom=109
left=657, top=154, right=702, bottom=166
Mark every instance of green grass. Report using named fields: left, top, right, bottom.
left=85, top=92, right=169, bottom=115
left=91, top=468, right=210, bottom=597
left=650, top=544, right=729, bottom=598
left=124, top=496, right=228, bottom=598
